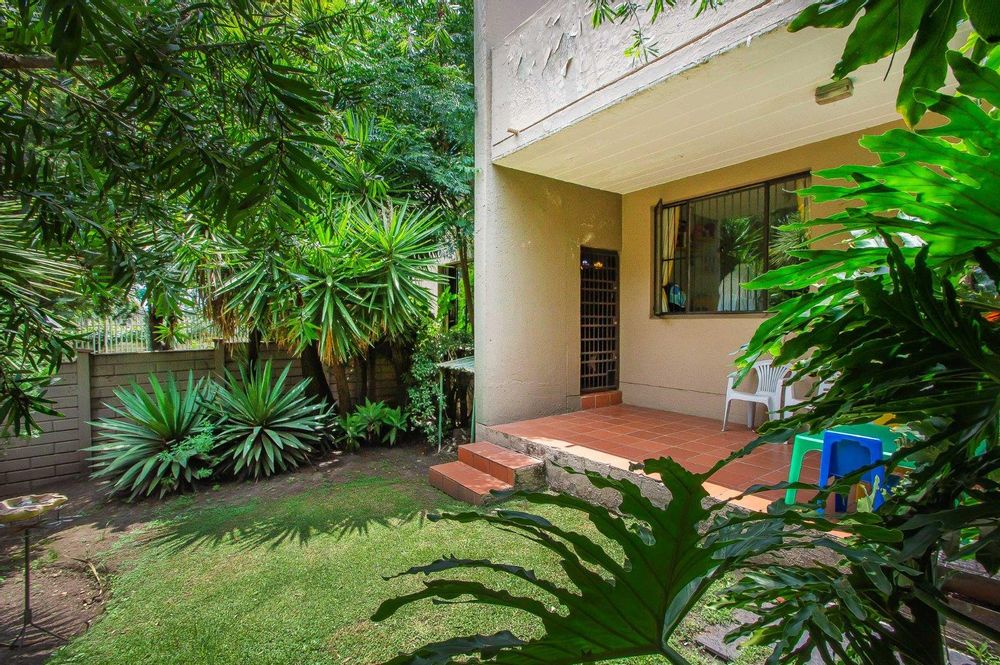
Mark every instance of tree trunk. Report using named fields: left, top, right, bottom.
left=247, top=328, right=262, bottom=371
left=147, top=306, right=171, bottom=351
left=366, top=348, right=377, bottom=401
left=457, top=236, right=474, bottom=332
left=300, top=341, right=335, bottom=406
left=389, top=340, right=409, bottom=407
left=901, top=550, right=947, bottom=664
left=354, top=354, right=367, bottom=406
left=458, top=376, right=469, bottom=425
left=329, top=359, right=354, bottom=415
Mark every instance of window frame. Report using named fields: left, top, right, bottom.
left=651, top=171, right=811, bottom=318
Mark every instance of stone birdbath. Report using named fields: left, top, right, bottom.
left=0, top=492, right=68, bottom=649
left=0, top=493, right=67, bottom=526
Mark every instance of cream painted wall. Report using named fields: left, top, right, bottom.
left=476, top=167, right=621, bottom=424
left=491, top=0, right=810, bottom=163
left=475, top=0, right=622, bottom=426
left=619, top=120, right=903, bottom=421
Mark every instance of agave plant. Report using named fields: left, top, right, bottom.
left=212, top=361, right=327, bottom=479
left=87, top=372, right=214, bottom=500
left=374, top=457, right=785, bottom=664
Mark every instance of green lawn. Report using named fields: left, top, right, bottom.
left=47, top=462, right=757, bottom=665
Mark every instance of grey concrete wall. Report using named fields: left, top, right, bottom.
left=0, top=343, right=398, bottom=495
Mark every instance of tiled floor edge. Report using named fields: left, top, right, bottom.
left=479, top=424, right=776, bottom=513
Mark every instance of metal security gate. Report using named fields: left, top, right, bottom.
left=580, top=248, right=619, bottom=393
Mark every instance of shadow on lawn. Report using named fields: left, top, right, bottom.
left=148, top=475, right=437, bottom=554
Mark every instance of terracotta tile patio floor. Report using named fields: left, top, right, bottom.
left=492, top=404, right=820, bottom=508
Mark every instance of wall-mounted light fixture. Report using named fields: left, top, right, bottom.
left=815, top=78, right=853, bottom=105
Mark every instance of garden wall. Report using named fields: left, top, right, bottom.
left=1, top=342, right=398, bottom=495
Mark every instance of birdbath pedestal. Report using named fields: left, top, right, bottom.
left=0, top=493, right=68, bottom=649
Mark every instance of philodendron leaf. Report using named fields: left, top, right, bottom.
left=966, top=0, right=1000, bottom=42
left=897, top=0, right=964, bottom=126
left=374, top=457, right=774, bottom=664
left=789, top=0, right=973, bottom=126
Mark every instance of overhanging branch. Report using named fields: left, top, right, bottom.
left=0, top=52, right=124, bottom=70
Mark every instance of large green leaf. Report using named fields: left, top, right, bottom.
left=729, top=49, right=1000, bottom=665
left=789, top=0, right=979, bottom=126
left=374, top=458, right=783, bottom=664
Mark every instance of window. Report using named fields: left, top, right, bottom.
left=653, top=173, right=810, bottom=315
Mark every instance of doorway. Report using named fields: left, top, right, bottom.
left=580, top=247, right=619, bottom=393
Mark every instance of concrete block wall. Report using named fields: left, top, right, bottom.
left=1, top=342, right=401, bottom=495
left=0, top=360, right=86, bottom=497
left=90, top=349, right=216, bottom=422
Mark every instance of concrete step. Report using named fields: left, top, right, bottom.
left=457, top=442, right=544, bottom=488
left=429, top=461, right=512, bottom=506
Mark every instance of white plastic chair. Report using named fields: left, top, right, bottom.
left=783, top=377, right=836, bottom=418
left=722, top=359, right=792, bottom=431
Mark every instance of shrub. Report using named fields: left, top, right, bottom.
left=87, top=372, right=215, bottom=499
left=212, top=361, right=327, bottom=479
left=315, top=407, right=347, bottom=454
left=406, top=326, right=472, bottom=439
left=342, top=399, right=408, bottom=449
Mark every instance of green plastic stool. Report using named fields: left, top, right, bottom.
left=785, top=423, right=915, bottom=504
left=785, top=433, right=823, bottom=504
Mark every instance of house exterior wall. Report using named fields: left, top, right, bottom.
left=475, top=1, right=927, bottom=428
left=475, top=0, right=622, bottom=426
left=618, top=120, right=903, bottom=420
left=475, top=167, right=622, bottom=425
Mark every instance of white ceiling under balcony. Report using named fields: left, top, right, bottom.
left=492, top=22, right=960, bottom=195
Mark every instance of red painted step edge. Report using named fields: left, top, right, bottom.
left=458, top=442, right=541, bottom=485
left=429, top=461, right=511, bottom=506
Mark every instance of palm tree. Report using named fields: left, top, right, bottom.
left=217, top=200, right=442, bottom=415
left=351, top=202, right=443, bottom=404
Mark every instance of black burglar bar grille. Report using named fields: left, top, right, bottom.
left=580, top=248, right=619, bottom=393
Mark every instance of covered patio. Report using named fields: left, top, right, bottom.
left=484, top=405, right=817, bottom=509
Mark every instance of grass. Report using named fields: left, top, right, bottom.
left=47, top=468, right=759, bottom=665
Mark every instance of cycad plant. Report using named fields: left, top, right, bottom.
left=87, top=372, right=214, bottom=499
left=212, top=361, right=327, bottom=479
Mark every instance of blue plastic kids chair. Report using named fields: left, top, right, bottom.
left=818, top=431, right=888, bottom=513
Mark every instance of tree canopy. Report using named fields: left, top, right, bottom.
left=0, top=0, right=474, bottom=436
